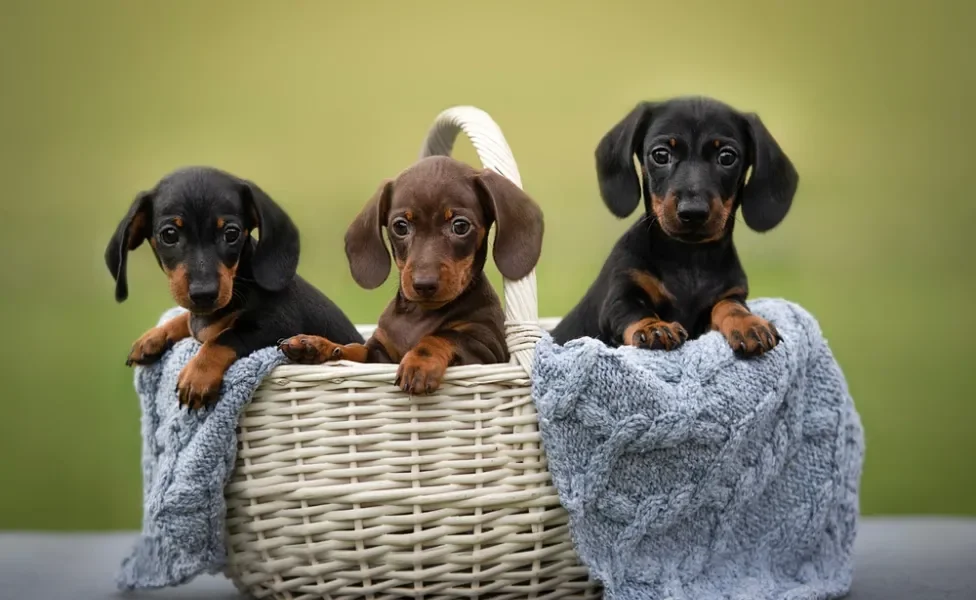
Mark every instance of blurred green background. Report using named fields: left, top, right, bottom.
left=1, top=0, right=973, bottom=530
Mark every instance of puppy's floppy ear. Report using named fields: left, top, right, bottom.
left=595, top=101, right=656, bottom=218
left=473, top=169, right=544, bottom=281
left=345, top=179, right=393, bottom=289
left=239, top=179, right=300, bottom=291
left=105, top=190, right=154, bottom=302
left=739, top=113, right=800, bottom=232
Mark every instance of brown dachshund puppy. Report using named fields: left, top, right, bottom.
left=279, top=156, right=544, bottom=394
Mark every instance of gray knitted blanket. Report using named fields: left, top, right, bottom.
left=532, top=298, right=865, bottom=600
left=115, top=307, right=286, bottom=590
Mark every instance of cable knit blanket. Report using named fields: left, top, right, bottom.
left=531, top=298, right=865, bottom=600
left=116, top=307, right=286, bottom=590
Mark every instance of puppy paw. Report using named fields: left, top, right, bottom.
left=396, top=350, right=447, bottom=395
left=624, top=318, right=688, bottom=350
left=277, top=336, right=343, bottom=364
left=177, top=359, right=223, bottom=410
left=718, top=313, right=781, bottom=357
left=126, top=327, right=172, bottom=366
left=176, top=344, right=236, bottom=410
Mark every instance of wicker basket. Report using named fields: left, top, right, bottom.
left=223, top=106, right=601, bottom=600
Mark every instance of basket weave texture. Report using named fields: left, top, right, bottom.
left=223, top=106, right=601, bottom=600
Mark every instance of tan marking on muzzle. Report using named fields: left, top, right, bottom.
left=216, top=262, right=237, bottom=310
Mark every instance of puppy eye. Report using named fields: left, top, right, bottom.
left=159, top=226, right=179, bottom=245
left=223, top=226, right=241, bottom=244
left=451, top=218, right=471, bottom=236
left=650, top=147, right=672, bottom=166
left=717, top=147, right=738, bottom=167
left=391, top=218, right=411, bottom=237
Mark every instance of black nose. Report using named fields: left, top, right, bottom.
left=676, top=203, right=710, bottom=225
left=412, top=276, right=439, bottom=298
left=188, top=284, right=219, bottom=307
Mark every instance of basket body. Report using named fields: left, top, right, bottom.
left=223, top=107, right=600, bottom=600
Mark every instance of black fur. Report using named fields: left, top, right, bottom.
left=552, top=96, right=798, bottom=355
left=105, top=166, right=363, bottom=407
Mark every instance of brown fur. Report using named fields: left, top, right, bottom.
left=650, top=191, right=677, bottom=232
left=190, top=310, right=241, bottom=343
left=370, top=327, right=401, bottom=362
left=127, top=212, right=149, bottom=250
left=710, top=287, right=779, bottom=356
left=628, top=269, right=676, bottom=306
left=277, top=336, right=370, bottom=363
left=700, top=195, right=737, bottom=243
left=162, top=261, right=236, bottom=314
left=401, top=255, right=476, bottom=307
left=216, top=262, right=237, bottom=310
left=177, top=342, right=238, bottom=409
left=397, top=336, right=456, bottom=394
left=126, top=312, right=192, bottom=366
left=280, top=156, right=545, bottom=395
left=165, top=264, right=191, bottom=308
left=652, top=191, right=734, bottom=242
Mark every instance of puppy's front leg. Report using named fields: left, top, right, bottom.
left=600, top=270, right=687, bottom=350
left=396, top=334, right=458, bottom=395
left=278, top=335, right=378, bottom=364
left=710, top=288, right=780, bottom=357
left=126, top=312, right=191, bottom=366
left=177, top=338, right=238, bottom=410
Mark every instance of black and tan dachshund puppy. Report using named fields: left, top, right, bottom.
left=551, top=96, right=799, bottom=357
left=106, top=166, right=363, bottom=409
left=278, top=156, right=544, bottom=394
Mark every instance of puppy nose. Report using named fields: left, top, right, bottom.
left=188, top=284, right=219, bottom=307
left=676, top=203, right=710, bottom=225
left=412, top=276, right=439, bottom=298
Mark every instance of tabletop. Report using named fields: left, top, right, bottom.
left=2, top=517, right=973, bottom=600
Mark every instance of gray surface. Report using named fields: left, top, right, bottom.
left=1, top=517, right=974, bottom=599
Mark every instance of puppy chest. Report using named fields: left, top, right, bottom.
left=379, top=313, right=448, bottom=357
left=189, top=311, right=240, bottom=343
left=657, top=271, right=726, bottom=330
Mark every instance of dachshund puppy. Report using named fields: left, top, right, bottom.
left=551, top=96, right=799, bottom=357
left=278, top=156, right=544, bottom=394
left=106, top=166, right=363, bottom=409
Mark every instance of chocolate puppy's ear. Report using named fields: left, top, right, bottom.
left=595, top=102, right=657, bottom=218
left=739, top=113, right=799, bottom=232
left=239, top=179, right=301, bottom=291
left=105, top=190, right=154, bottom=302
left=345, top=179, right=393, bottom=289
left=473, top=169, right=544, bottom=281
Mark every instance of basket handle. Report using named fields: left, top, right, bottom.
left=419, top=106, right=541, bottom=373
